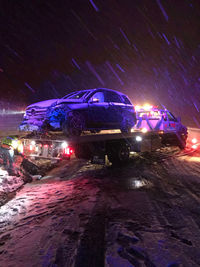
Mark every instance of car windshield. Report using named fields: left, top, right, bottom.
left=62, top=91, right=89, bottom=100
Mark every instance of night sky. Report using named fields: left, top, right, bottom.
left=1, top=0, right=200, bottom=126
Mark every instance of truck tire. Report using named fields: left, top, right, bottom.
left=177, top=133, right=187, bottom=150
left=75, top=144, right=91, bottom=159
left=107, top=143, right=130, bottom=165
left=62, top=112, right=85, bottom=137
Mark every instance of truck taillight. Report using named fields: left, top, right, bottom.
left=64, top=147, right=73, bottom=156
left=65, top=147, right=70, bottom=155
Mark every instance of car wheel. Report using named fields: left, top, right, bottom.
left=62, top=112, right=85, bottom=137
left=120, top=119, right=132, bottom=134
left=120, top=113, right=136, bottom=134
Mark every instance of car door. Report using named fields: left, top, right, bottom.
left=87, top=91, right=110, bottom=128
left=104, top=91, right=125, bottom=127
left=165, top=111, right=179, bottom=132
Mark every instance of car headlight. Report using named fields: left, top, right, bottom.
left=23, top=111, right=27, bottom=118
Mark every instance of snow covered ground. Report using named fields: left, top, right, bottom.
left=0, top=169, right=24, bottom=194
left=0, top=129, right=200, bottom=266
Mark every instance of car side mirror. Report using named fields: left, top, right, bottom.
left=89, top=98, right=99, bottom=104
left=177, top=116, right=181, bottom=122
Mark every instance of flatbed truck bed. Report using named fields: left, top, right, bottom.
left=18, top=130, right=162, bottom=164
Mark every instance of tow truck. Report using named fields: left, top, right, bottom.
left=15, top=104, right=188, bottom=165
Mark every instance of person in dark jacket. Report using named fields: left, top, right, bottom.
left=0, top=136, right=16, bottom=176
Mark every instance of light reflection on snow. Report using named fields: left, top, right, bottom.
left=128, top=178, right=151, bottom=189
left=0, top=181, right=76, bottom=231
left=0, top=196, right=29, bottom=226
left=181, top=156, right=200, bottom=163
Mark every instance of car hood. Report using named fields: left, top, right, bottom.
left=27, top=99, right=59, bottom=109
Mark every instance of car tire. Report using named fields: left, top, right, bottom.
left=120, top=119, right=132, bottom=134
left=62, top=112, right=85, bottom=137
left=120, top=113, right=136, bottom=134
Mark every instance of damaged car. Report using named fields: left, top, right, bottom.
left=20, top=88, right=137, bottom=136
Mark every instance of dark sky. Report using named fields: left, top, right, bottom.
left=1, top=0, right=200, bottom=125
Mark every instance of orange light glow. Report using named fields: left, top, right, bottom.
left=142, top=127, right=148, bottom=133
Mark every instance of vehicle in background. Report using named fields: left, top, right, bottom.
left=19, top=88, right=137, bottom=136
left=134, top=104, right=188, bottom=149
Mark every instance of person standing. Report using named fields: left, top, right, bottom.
left=0, top=136, right=16, bottom=176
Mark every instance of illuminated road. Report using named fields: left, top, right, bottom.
left=0, top=129, right=200, bottom=266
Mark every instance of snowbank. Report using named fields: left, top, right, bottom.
left=0, top=168, right=24, bottom=195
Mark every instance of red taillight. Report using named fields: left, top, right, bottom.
left=64, top=147, right=73, bottom=156
left=64, top=147, right=70, bottom=155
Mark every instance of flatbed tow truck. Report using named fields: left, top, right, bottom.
left=4, top=105, right=187, bottom=166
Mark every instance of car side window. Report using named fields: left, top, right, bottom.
left=167, top=112, right=177, bottom=122
left=104, top=91, right=123, bottom=103
left=122, top=95, right=132, bottom=105
left=90, top=92, right=105, bottom=103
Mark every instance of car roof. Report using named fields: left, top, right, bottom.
left=89, top=88, right=126, bottom=95
left=63, top=88, right=127, bottom=97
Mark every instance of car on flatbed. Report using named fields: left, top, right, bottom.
left=19, top=88, right=137, bottom=136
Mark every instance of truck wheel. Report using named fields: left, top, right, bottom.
left=177, top=134, right=187, bottom=150
left=75, top=144, right=91, bottom=159
left=107, top=143, right=130, bottom=165
left=62, top=112, right=85, bottom=137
